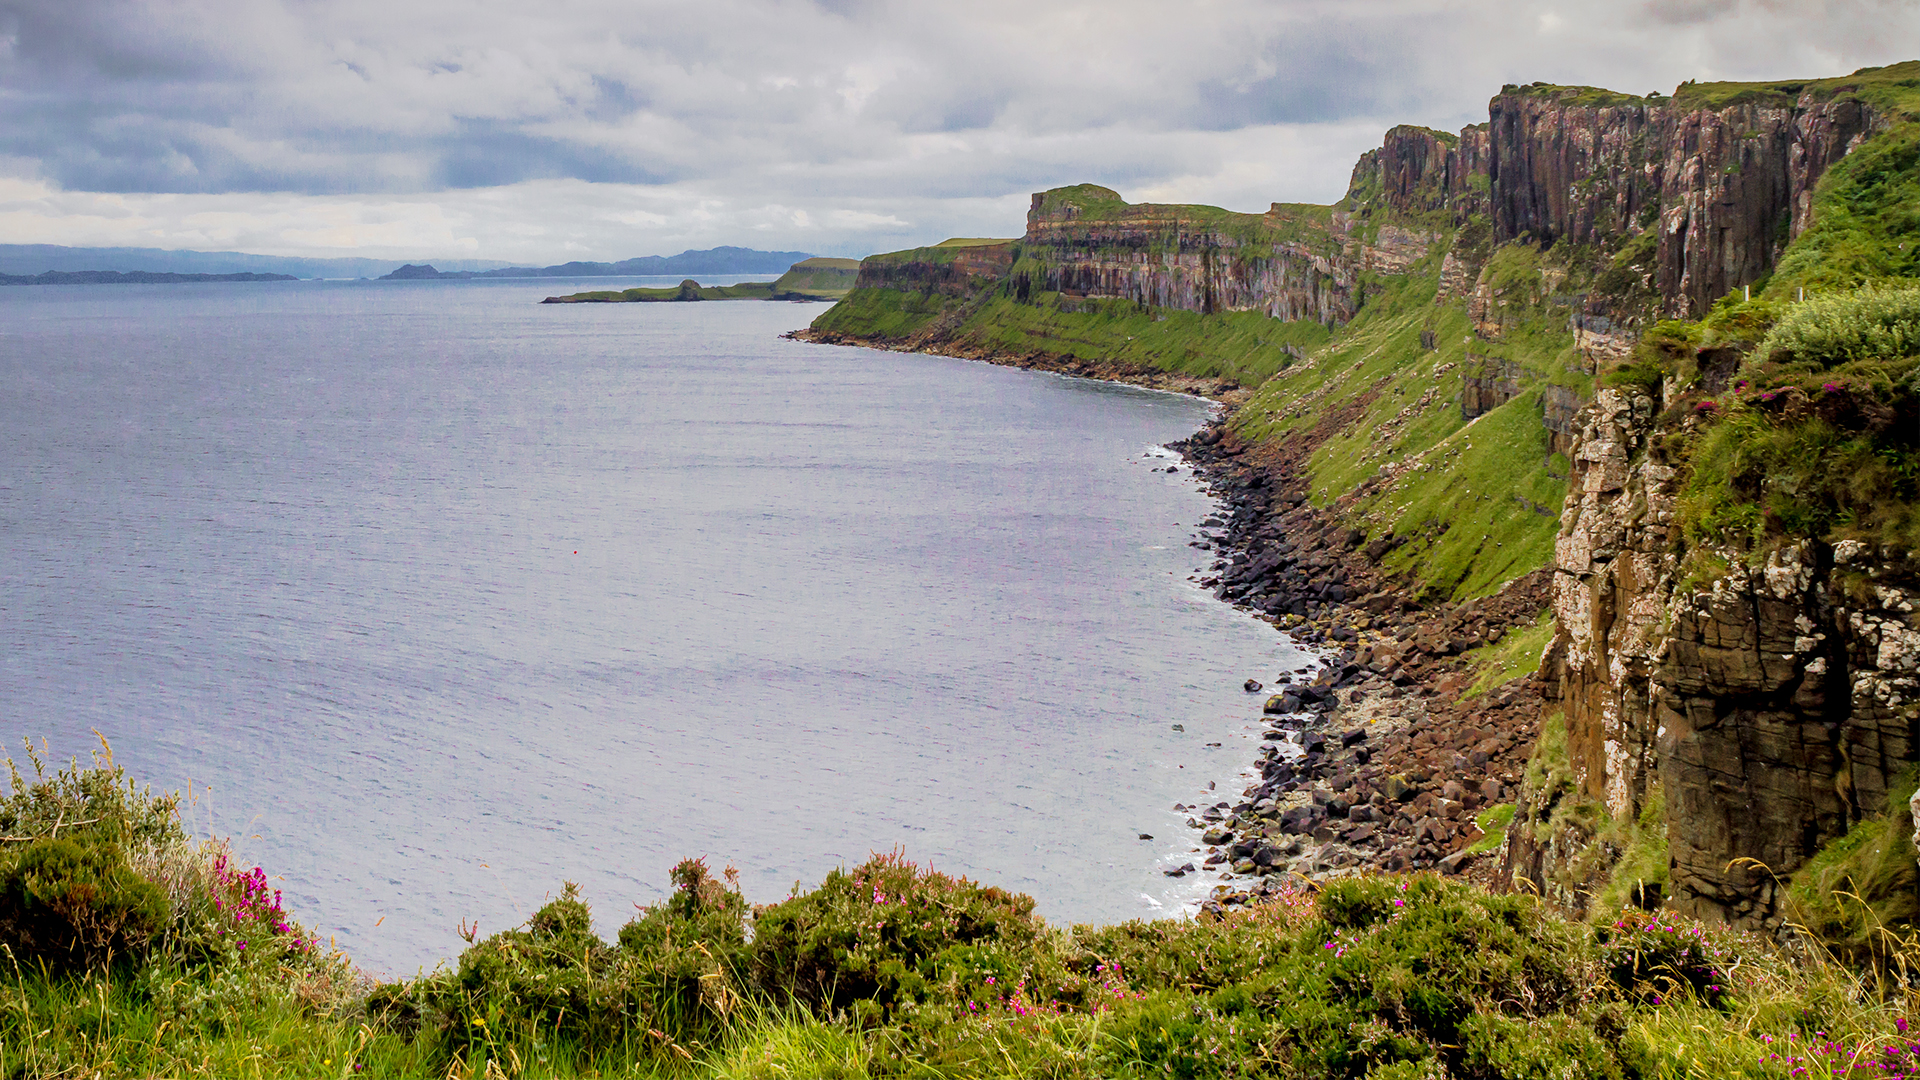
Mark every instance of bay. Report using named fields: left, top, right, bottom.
left=0, top=277, right=1310, bottom=974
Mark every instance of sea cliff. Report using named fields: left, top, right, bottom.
left=800, top=61, right=1920, bottom=936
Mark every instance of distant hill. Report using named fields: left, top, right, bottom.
left=379, top=247, right=816, bottom=280
left=0, top=269, right=298, bottom=286
left=0, top=244, right=511, bottom=280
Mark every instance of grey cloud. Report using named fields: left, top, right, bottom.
left=0, top=0, right=1915, bottom=260
left=1642, top=0, right=1739, bottom=24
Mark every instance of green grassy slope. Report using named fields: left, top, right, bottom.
left=813, top=212, right=1576, bottom=601
left=769, top=257, right=861, bottom=299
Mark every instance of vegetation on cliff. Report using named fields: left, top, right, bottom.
left=804, top=60, right=1920, bottom=989
left=17, top=745, right=1920, bottom=1079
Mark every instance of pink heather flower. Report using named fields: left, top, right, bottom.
left=1823, top=382, right=1842, bottom=393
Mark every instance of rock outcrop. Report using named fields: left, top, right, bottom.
left=1346, top=88, right=1886, bottom=319
left=1016, top=187, right=1370, bottom=325
left=1522, top=388, right=1920, bottom=927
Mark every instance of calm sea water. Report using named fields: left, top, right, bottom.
left=0, top=277, right=1310, bottom=974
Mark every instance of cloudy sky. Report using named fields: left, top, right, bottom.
left=0, top=0, right=1913, bottom=262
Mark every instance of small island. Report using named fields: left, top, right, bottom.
left=539, top=257, right=860, bottom=304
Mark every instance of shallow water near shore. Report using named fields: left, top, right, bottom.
left=0, top=277, right=1310, bottom=974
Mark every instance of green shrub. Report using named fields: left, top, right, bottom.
left=1, top=739, right=183, bottom=853
left=614, top=857, right=753, bottom=1043
left=1594, top=910, right=1740, bottom=1009
left=0, top=837, right=167, bottom=972
left=431, top=882, right=629, bottom=1065
left=749, top=851, right=1055, bottom=1024
left=1760, top=283, right=1920, bottom=369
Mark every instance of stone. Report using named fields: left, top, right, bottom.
left=1202, top=827, right=1233, bottom=845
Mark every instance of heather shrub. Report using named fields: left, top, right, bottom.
left=749, top=851, right=1057, bottom=1024
left=614, top=857, right=752, bottom=1044
left=434, top=882, right=624, bottom=1062
left=418, top=863, right=758, bottom=1070
left=0, top=836, right=167, bottom=972
left=1596, top=910, right=1741, bottom=1009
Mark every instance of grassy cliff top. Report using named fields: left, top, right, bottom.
left=1671, top=60, right=1920, bottom=117
left=1498, top=61, right=1920, bottom=119
left=1026, top=184, right=1340, bottom=252
left=1497, top=82, right=1655, bottom=109
left=932, top=238, right=1016, bottom=249
left=789, top=256, right=862, bottom=269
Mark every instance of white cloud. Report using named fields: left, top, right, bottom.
left=0, top=0, right=1913, bottom=260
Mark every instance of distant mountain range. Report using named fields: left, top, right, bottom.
left=379, top=247, right=816, bottom=280
left=0, top=243, right=822, bottom=283
left=0, top=269, right=297, bottom=286
left=0, top=244, right=505, bottom=280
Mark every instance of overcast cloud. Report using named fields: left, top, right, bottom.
left=0, top=0, right=1913, bottom=261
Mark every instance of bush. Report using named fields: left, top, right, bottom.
left=1761, top=283, right=1920, bottom=369
left=615, top=857, right=752, bottom=1044
left=1, top=738, right=183, bottom=853
left=435, top=882, right=625, bottom=1063
left=749, top=851, right=1055, bottom=1024
left=0, top=837, right=167, bottom=972
left=414, top=863, right=759, bottom=1071
left=1595, top=911, right=1740, bottom=1009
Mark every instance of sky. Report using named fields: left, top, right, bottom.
left=0, top=0, right=1914, bottom=262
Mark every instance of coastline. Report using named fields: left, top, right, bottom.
left=1170, top=426, right=1548, bottom=908
left=786, top=326, right=1252, bottom=404
left=793, top=326, right=1552, bottom=909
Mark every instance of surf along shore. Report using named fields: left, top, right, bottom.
left=790, top=327, right=1547, bottom=908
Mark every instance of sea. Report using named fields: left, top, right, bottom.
left=0, top=275, right=1315, bottom=975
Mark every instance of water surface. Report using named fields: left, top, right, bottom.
left=0, top=277, right=1308, bottom=973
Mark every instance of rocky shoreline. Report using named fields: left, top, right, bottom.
left=791, top=325, right=1555, bottom=913
left=1163, top=423, right=1553, bottom=914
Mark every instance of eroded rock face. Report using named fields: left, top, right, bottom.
left=1530, top=389, right=1920, bottom=927
left=1484, top=91, right=1880, bottom=317
left=1018, top=194, right=1377, bottom=325
left=849, top=243, right=1016, bottom=298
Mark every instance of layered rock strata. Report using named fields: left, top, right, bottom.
left=1346, top=89, right=1885, bottom=318
left=1523, top=388, right=1920, bottom=926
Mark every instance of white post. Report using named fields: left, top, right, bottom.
left=1744, top=285, right=1751, bottom=302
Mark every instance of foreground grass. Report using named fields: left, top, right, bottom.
left=10, top=748, right=1920, bottom=1079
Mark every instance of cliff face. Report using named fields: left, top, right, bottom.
left=849, top=242, right=1016, bottom=298
left=1488, top=91, right=1880, bottom=317
left=1526, top=388, right=1920, bottom=926
left=1014, top=188, right=1426, bottom=326
left=1345, top=90, right=1885, bottom=319
left=850, top=81, right=1887, bottom=347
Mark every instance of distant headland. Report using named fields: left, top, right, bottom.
left=538, top=258, right=860, bottom=304
left=379, top=246, right=817, bottom=281
left=0, top=269, right=297, bottom=286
